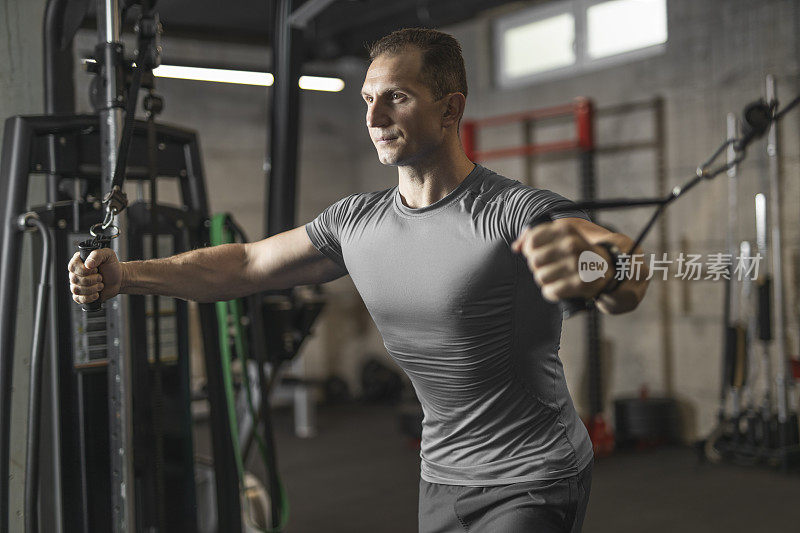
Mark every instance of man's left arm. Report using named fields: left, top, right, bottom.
left=511, top=217, right=649, bottom=315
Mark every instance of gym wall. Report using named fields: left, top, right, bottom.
left=0, top=0, right=48, bottom=528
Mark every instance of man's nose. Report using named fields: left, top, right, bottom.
left=366, top=102, right=390, bottom=128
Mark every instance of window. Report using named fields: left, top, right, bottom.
left=495, top=0, right=668, bottom=88
left=502, top=13, right=576, bottom=78
left=587, top=0, right=668, bottom=59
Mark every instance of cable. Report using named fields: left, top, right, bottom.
left=101, top=3, right=163, bottom=230
left=19, top=215, right=52, bottom=533
left=210, top=214, right=289, bottom=532
left=559, top=93, right=798, bottom=266
left=774, top=93, right=800, bottom=121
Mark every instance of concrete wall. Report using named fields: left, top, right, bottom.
left=0, top=0, right=47, bottom=528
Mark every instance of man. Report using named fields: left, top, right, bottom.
left=69, top=28, right=648, bottom=533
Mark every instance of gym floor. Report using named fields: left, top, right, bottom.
left=213, top=404, right=800, bottom=533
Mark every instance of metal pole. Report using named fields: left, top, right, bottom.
left=725, top=112, right=741, bottom=417
left=46, top=263, right=64, bottom=533
left=23, top=216, right=52, bottom=533
left=147, top=97, right=167, bottom=531
left=0, top=117, right=30, bottom=533
left=95, top=0, right=135, bottom=530
left=754, top=192, right=774, bottom=416
left=266, top=0, right=303, bottom=238
left=43, top=4, right=72, bottom=527
left=654, top=97, right=674, bottom=396
left=765, top=75, right=792, bottom=426
left=262, top=3, right=304, bottom=528
left=44, top=0, right=77, bottom=203
left=575, top=98, right=610, bottom=452
left=44, top=0, right=76, bottom=115
left=726, top=113, right=739, bottom=316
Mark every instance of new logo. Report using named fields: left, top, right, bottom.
left=578, top=250, right=608, bottom=283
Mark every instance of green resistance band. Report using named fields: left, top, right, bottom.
left=209, top=213, right=289, bottom=532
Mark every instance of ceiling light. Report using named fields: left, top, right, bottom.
left=153, top=65, right=274, bottom=86
left=298, top=75, right=346, bottom=92
left=82, top=59, right=345, bottom=92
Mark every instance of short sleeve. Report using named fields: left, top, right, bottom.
left=305, top=194, right=356, bottom=272
left=501, top=186, right=590, bottom=242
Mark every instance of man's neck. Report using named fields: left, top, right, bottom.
left=397, top=151, right=476, bottom=209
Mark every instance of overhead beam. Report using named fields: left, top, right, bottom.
left=288, top=0, right=339, bottom=28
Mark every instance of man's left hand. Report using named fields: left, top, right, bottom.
left=511, top=219, right=612, bottom=303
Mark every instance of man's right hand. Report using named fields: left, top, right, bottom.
left=64, top=226, right=346, bottom=304
left=68, top=248, right=123, bottom=305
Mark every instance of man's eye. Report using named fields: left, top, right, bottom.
left=392, top=93, right=404, bottom=100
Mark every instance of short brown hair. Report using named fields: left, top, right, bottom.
left=368, top=28, right=468, bottom=100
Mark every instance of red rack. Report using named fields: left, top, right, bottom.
left=461, top=97, right=595, bottom=161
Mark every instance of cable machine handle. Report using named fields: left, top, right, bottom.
left=77, top=240, right=103, bottom=311
left=527, top=214, right=595, bottom=319
left=75, top=220, right=119, bottom=312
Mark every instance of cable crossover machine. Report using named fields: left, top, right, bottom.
left=0, top=0, right=328, bottom=531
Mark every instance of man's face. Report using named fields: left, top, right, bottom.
left=361, top=47, right=445, bottom=166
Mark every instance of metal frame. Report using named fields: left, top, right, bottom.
left=93, top=1, right=136, bottom=528
left=765, top=75, right=792, bottom=429
left=461, top=98, right=595, bottom=163
left=266, top=0, right=304, bottom=238
left=1, top=0, right=336, bottom=529
left=0, top=114, right=242, bottom=531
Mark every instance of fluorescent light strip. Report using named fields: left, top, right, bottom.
left=153, top=64, right=274, bottom=86
left=81, top=59, right=344, bottom=92
left=298, top=75, right=345, bottom=92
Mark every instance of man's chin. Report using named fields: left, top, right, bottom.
left=376, top=151, right=402, bottom=166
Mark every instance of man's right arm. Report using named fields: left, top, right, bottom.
left=68, top=226, right=347, bottom=305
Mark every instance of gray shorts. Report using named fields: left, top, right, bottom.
left=418, top=462, right=592, bottom=533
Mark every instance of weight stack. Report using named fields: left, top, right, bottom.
left=614, top=397, right=681, bottom=448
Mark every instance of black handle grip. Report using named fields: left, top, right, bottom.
left=78, top=240, right=103, bottom=312
left=561, top=298, right=594, bottom=319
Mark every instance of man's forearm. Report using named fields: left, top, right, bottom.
left=590, top=233, right=649, bottom=315
left=120, top=243, right=253, bottom=303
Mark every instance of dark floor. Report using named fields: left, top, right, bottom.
left=238, top=404, right=800, bottom=533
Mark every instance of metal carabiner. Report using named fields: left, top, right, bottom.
left=101, top=206, right=117, bottom=230
left=89, top=222, right=120, bottom=242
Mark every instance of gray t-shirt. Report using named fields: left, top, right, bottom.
left=305, top=164, right=594, bottom=486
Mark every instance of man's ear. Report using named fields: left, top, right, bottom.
left=441, top=93, right=466, bottom=128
